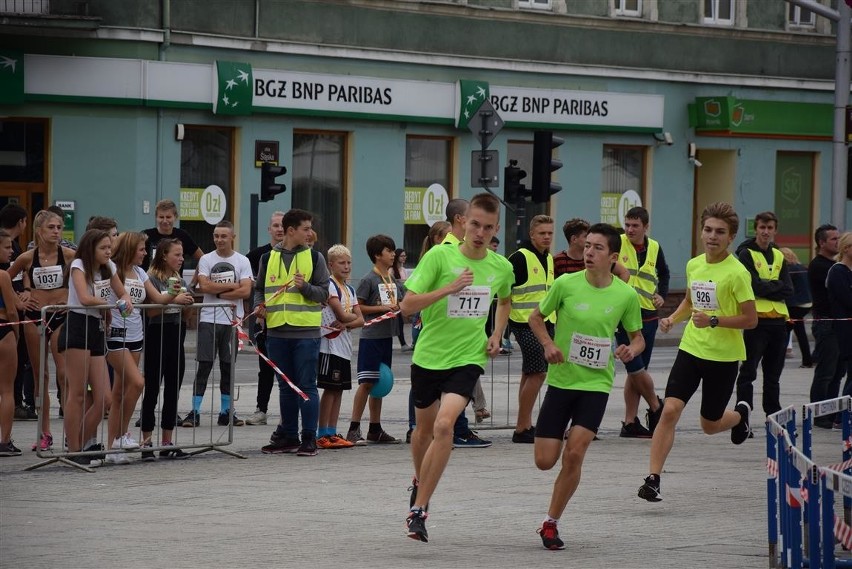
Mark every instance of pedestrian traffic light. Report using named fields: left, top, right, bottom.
left=531, top=131, right=563, bottom=203
left=260, top=162, right=287, bottom=202
left=504, top=162, right=527, bottom=203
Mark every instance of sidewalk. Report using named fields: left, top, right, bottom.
left=0, top=344, right=824, bottom=569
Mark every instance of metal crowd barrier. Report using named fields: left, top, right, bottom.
left=767, top=396, right=852, bottom=568
left=26, top=302, right=244, bottom=473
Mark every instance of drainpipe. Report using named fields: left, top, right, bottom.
left=832, top=0, right=850, bottom=229
left=155, top=0, right=171, bottom=203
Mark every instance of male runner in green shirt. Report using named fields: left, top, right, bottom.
left=638, top=202, right=757, bottom=503
left=399, top=192, right=514, bottom=543
left=528, top=222, right=644, bottom=550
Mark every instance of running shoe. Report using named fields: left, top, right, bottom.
left=537, top=520, right=565, bottom=550
left=646, top=396, right=664, bottom=433
left=159, top=442, right=190, bottom=459
left=115, top=433, right=141, bottom=450
left=0, top=441, right=22, bottom=456
left=217, top=412, right=245, bottom=427
left=261, top=436, right=301, bottom=454
left=140, top=442, right=156, bottom=462
left=327, top=434, right=355, bottom=449
left=454, top=430, right=491, bottom=448
left=406, top=509, right=428, bottom=543
left=316, top=435, right=334, bottom=449
left=638, top=475, right=662, bottom=502
left=245, top=408, right=268, bottom=426
left=619, top=417, right=652, bottom=439
left=367, top=430, right=400, bottom=444
left=296, top=437, right=318, bottom=457
left=408, top=477, right=430, bottom=512
left=181, top=410, right=200, bottom=428
left=731, top=401, right=752, bottom=445
left=83, top=442, right=106, bottom=461
left=512, top=427, right=535, bottom=444
left=31, top=432, right=53, bottom=452
left=105, top=450, right=130, bottom=465
left=346, top=428, right=367, bottom=446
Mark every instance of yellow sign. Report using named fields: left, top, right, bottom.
left=180, top=188, right=204, bottom=221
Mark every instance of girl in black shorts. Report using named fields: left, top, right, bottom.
left=0, top=230, right=22, bottom=456
left=59, top=229, right=134, bottom=457
left=8, top=210, right=76, bottom=451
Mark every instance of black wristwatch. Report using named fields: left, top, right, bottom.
left=709, top=315, right=719, bottom=328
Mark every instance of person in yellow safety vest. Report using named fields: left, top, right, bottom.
left=255, top=208, right=330, bottom=457
left=614, top=207, right=669, bottom=439
left=734, top=211, right=793, bottom=418
left=509, top=214, right=556, bottom=444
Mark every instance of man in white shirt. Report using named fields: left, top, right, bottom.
left=181, top=221, right=254, bottom=428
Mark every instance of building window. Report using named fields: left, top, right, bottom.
left=615, top=0, right=642, bottom=17
left=292, top=131, right=347, bottom=256
left=601, top=145, right=646, bottom=227
left=703, top=0, right=734, bottom=25
left=518, top=0, right=552, bottom=10
left=404, top=136, right=453, bottom=264
left=179, top=126, right=234, bottom=264
left=788, top=3, right=815, bottom=27
left=503, top=140, right=548, bottom=255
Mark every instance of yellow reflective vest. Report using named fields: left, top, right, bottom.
left=620, top=235, right=660, bottom=311
left=510, top=248, right=554, bottom=323
left=264, top=248, right=322, bottom=328
left=749, top=248, right=790, bottom=318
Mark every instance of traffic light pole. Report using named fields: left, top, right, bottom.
left=249, top=193, right=259, bottom=251
left=514, top=192, right=527, bottom=248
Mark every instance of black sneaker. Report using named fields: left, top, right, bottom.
left=731, top=401, right=752, bottom=445
left=296, top=437, right=318, bottom=457
left=646, top=397, right=664, bottom=433
left=453, top=430, right=492, bottom=448
left=620, top=417, right=652, bottom=439
left=406, top=428, right=413, bottom=444
left=217, top=412, right=245, bottom=427
left=408, top=477, right=430, bottom=512
left=406, top=509, right=429, bottom=542
left=68, top=455, right=95, bottom=467
left=512, top=427, right=535, bottom=444
left=638, top=474, right=662, bottom=502
left=181, top=410, right=200, bottom=428
left=141, top=442, right=156, bottom=462
left=159, top=443, right=190, bottom=459
left=262, top=436, right=301, bottom=454
left=537, top=520, right=564, bottom=550
left=0, top=441, right=22, bottom=456
left=83, top=442, right=105, bottom=460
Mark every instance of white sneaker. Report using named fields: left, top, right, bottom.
left=114, top=433, right=140, bottom=450
left=105, top=451, right=130, bottom=465
left=245, top=409, right=267, bottom=426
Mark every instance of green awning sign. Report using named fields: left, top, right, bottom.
left=690, top=97, right=832, bottom=138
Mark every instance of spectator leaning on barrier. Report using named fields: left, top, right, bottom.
left=182, top=221, right=253, bottom=429
left=807, top=224, right=843, bottom=429
left=244, top=211, right=285, bottom=426
left=734, top=211, right=793, bottom=417
left=780, top=247, right=813, bottom=368
left=829, top=232, right=852, bottom=399
left=258, top=208, right=329, bottom=457
left=638, top=202, right=757, bottom=504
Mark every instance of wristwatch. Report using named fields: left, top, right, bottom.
left=709, top=315, right=719, bottom=328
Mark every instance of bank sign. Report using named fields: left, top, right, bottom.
left=11, top=54, right=664, bottom=132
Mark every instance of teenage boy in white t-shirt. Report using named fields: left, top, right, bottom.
left=181, top=221, right=253, bottom=428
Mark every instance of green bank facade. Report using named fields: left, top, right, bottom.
left=0, top=0, right=846, bottom=283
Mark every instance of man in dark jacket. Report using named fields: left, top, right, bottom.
left=734, top=211, right=793, bottom=418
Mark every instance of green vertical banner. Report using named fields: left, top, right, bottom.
left=0, top=50, right=25, bottom=105
left=454, top=79, right=490, bottom=128
left=214, top=61, right=253, bottom=115
left=774, top=152, right=814, bottom=253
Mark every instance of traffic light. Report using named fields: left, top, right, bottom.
left=260, top=162, right=287, bottom=202
left=504, top=162, right=527, bottom=203
left=531, top=131, right=563, bottom=203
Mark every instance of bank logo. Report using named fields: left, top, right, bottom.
left=455, top=80, right=489, bottom=128
left=0, top=50, right=24, bottom=105
left=215, top=61, right=252, bottom=116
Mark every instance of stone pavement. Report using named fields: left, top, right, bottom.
left=0, top=331, right=829, bottom=569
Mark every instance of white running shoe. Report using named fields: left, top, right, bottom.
left=245, top=409, right=268, bottom=426
left=105, top=451, right=130, bottom=465
left=114, top=433, right=140, bottom=450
